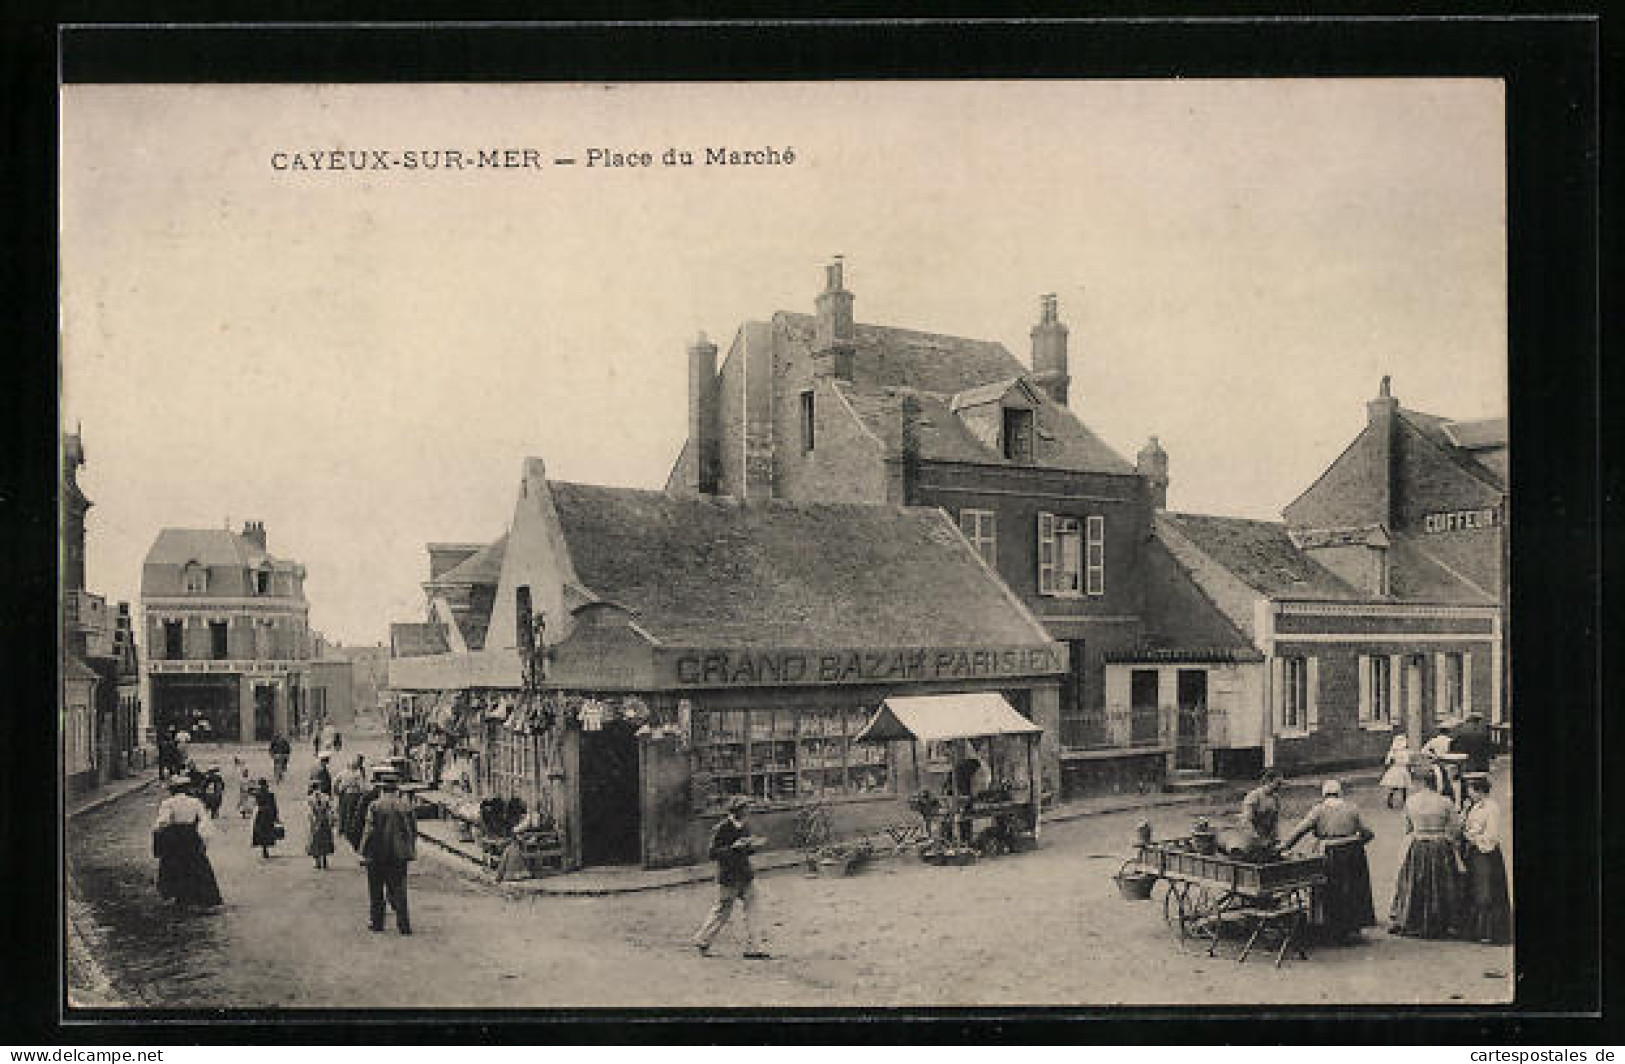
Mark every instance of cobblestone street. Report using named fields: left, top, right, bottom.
left=67, top=740, right=1513, bottom=1009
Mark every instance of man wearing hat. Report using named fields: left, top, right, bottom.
left=359, top=766, right=417, bottom=935
left=692, top=796, right=770, bottom=958
left=309, top=751, right=334, bottom=796
left=1453, top=712, right=1494, bottom=775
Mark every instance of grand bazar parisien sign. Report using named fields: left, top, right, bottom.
left=669, top=645, right=1067, bottom=688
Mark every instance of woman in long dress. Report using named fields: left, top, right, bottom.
left=1460, top=773, right=1512, bottom=944
left=306, top=782, right=336, bottom=869
left=1388, top=768, right=1464, bottom=938
left=334, top=755, right=365, bottom=848
left=1282, top=779, right=1376, bottom=944
left=152, top=778, right=223, bottom=908
left=1379, top=734, right=1413, bottom=810
left=234, top=757, right=255, bottom=819
left=250, top=778, right=281, bottom=859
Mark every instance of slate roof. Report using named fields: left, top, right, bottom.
left=145, top=528, right=270, bottom=568
left=1386, top=538, right=1498, bottom=604
left=547, top=480, right=1052, bottom=649
left=776, top=313, right=1134, bottom=475
left=433, top=535, right=507, bottom=586
left=1441, top=417, right=1507, bottom=452
left=1156, top=512, right=1361, bottom=600
left=391, top=622, right=450, bottom=658
left=1399, top=408, right=1506, bottom=491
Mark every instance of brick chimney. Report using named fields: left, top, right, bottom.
left=686, top=331, right=720, bottom=495
left=1137, top=436, right=1169, bottom=509
left=1365, top=376, right=1398, bottom=527
left=1030, top=293, right=1070, bottom=407
left=241, top=520, right=267, bottom=550
left=813, top=257, right=855, bottom=381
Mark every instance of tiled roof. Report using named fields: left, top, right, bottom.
left=391, top=622, right=450, bottom=658
left=434, top=535, right=507, bottom=586
left=1441, top=417, right=1507, bottom=452
left=1387, top=538, right=1498, bottom=604
left=1157, top=512, right=1361, bottom=600
left=1399, top=409, right=1506, bottom=490
left=548, top=480, right=1052, bottom=649
left=144, top=528, right=267, bottom=568
left=777, top=312, right=1026, bottom=395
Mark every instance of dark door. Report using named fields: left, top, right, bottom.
left=1130, top=669, right=1159, bottom=745
left=1176, top=670, right=1208, bottom=771
left=253, top=685, right=276, bottom=742
left=580, top=720, right=642, bottom=866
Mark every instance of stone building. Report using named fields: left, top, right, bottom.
left=139, top=521, right=312, bottom=743
left=665, top=261, right=1176, bottom=798
left=61, top=430, right=141, bottom=795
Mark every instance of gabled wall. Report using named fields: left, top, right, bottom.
left=483, top=459, right=580, bottom=654
left=1282, top=423, right=1389, bottom=529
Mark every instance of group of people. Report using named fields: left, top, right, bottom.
left=1237, top=719, right=1510, bottom=949
left=152, top=740, right=421, bottom=936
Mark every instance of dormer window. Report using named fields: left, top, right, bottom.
left=182, top=562, right=207, bottom=594
left=255, top=564, right=272, bottom=595
left=1002, top=407, right=1034, bottom=462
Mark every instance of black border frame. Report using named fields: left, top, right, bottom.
left=2, top=10, right=1608, bottom=1045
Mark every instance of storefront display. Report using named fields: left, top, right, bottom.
left=689, top=703, right=892, bottom=812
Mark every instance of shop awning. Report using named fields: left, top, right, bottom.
left=854, top=693, right=1042, bottom=744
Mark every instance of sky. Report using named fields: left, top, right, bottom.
left=60, top=80, right=1506, bottom=645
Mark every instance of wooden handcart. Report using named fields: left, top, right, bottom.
left=1119, top=837, right=1327, bottom=967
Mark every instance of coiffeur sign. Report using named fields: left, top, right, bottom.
left=665, top=645, right=1066, bottom=688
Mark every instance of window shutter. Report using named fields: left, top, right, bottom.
left=1037, top=512, right=1055, bottom=594
left=1270, top=656, right=1285, bottom=734
left=1306, top=657, right=1320, bottom=731
left=1357, top=655, right=1371, bottom=723
left=1389, top=654, right=1403, bottom=729
left=1462, top=652, right=1473, bottom=717
left=1433, top=652, right=1448, bottom=720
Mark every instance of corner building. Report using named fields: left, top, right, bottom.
left=390, top=459, right=1065, bottom=869
left=667, top=262, right=1176, bottom=798
left=140, top=521, right=313, bottom=743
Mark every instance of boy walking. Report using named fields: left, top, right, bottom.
left=693, top=796, right=770, bottom=958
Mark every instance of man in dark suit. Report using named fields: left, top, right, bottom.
left=1452, top=713, right=1494, bottom=774
left=692, top=796, right=770, bottom=958
left=359, top=766, right=417, bottom=935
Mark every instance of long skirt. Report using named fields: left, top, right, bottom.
left=1464, top=847, right=1512, bottom=944
left=1379, top=764, right=1411, bottom=790
left=154, top=824, right=223, bottom=907
left=251, top=807, right=280, bottom=848
left=336, top=791, right=359, bottom=844
left=1389, top=836, right=1463, bottom=939
left=307, top=820, right=335, bottom=858
left=1309, top=838, right=1376, bottom=941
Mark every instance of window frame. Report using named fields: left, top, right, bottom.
left=1002, top=406, right=1034, bottom=462
left=1281, top=656, right=1308, bottom=732
left=182, top=562, right=207, bottom=594
left=958, top=508, right=998, bottom=568
left=799, top=389, right=815, bottom=454
left=1038, top=512, right=1084, bottom=597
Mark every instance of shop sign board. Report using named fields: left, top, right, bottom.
left=665, top=644, right=1066, bottom=688
left=147, top=659, right=298, bottom=675
left=1423, top=506, right=1501, bottom=534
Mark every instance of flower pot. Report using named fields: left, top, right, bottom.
left=1114, top=872, right=1157, bottom=901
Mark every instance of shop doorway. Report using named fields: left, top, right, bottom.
left=1175, top=670, right=1208, bottom=771
left=253, top=685, right=276, bottom=742
left=154, top=678, right=239, bottom=742
left=579, top=719, right=642, bottom=866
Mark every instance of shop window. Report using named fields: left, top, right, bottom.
left=958, top=509, right=997, bottom=568
left=799, top=390, right=815, bottom=453
left=163, top=620, right=184, bottom=659
left=182, top=562, right=207, bottom=594
left=1037, top=513, right=1083, bottom=596
left=209, top=621, right=229, bottom=660
left=691, top=704, right=891, bottom=812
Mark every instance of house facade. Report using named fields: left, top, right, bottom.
left=666, top=262, right=1179, bottom=797
left=140, top=521, right=313, bottom=743
left=1126, top=509, right=1501, bottom=779
left=390, top=458, right=1067, bottom=869
left=61, top=430, right=142, bottom=795
left=1281, top=376, right=1508, bottom=733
